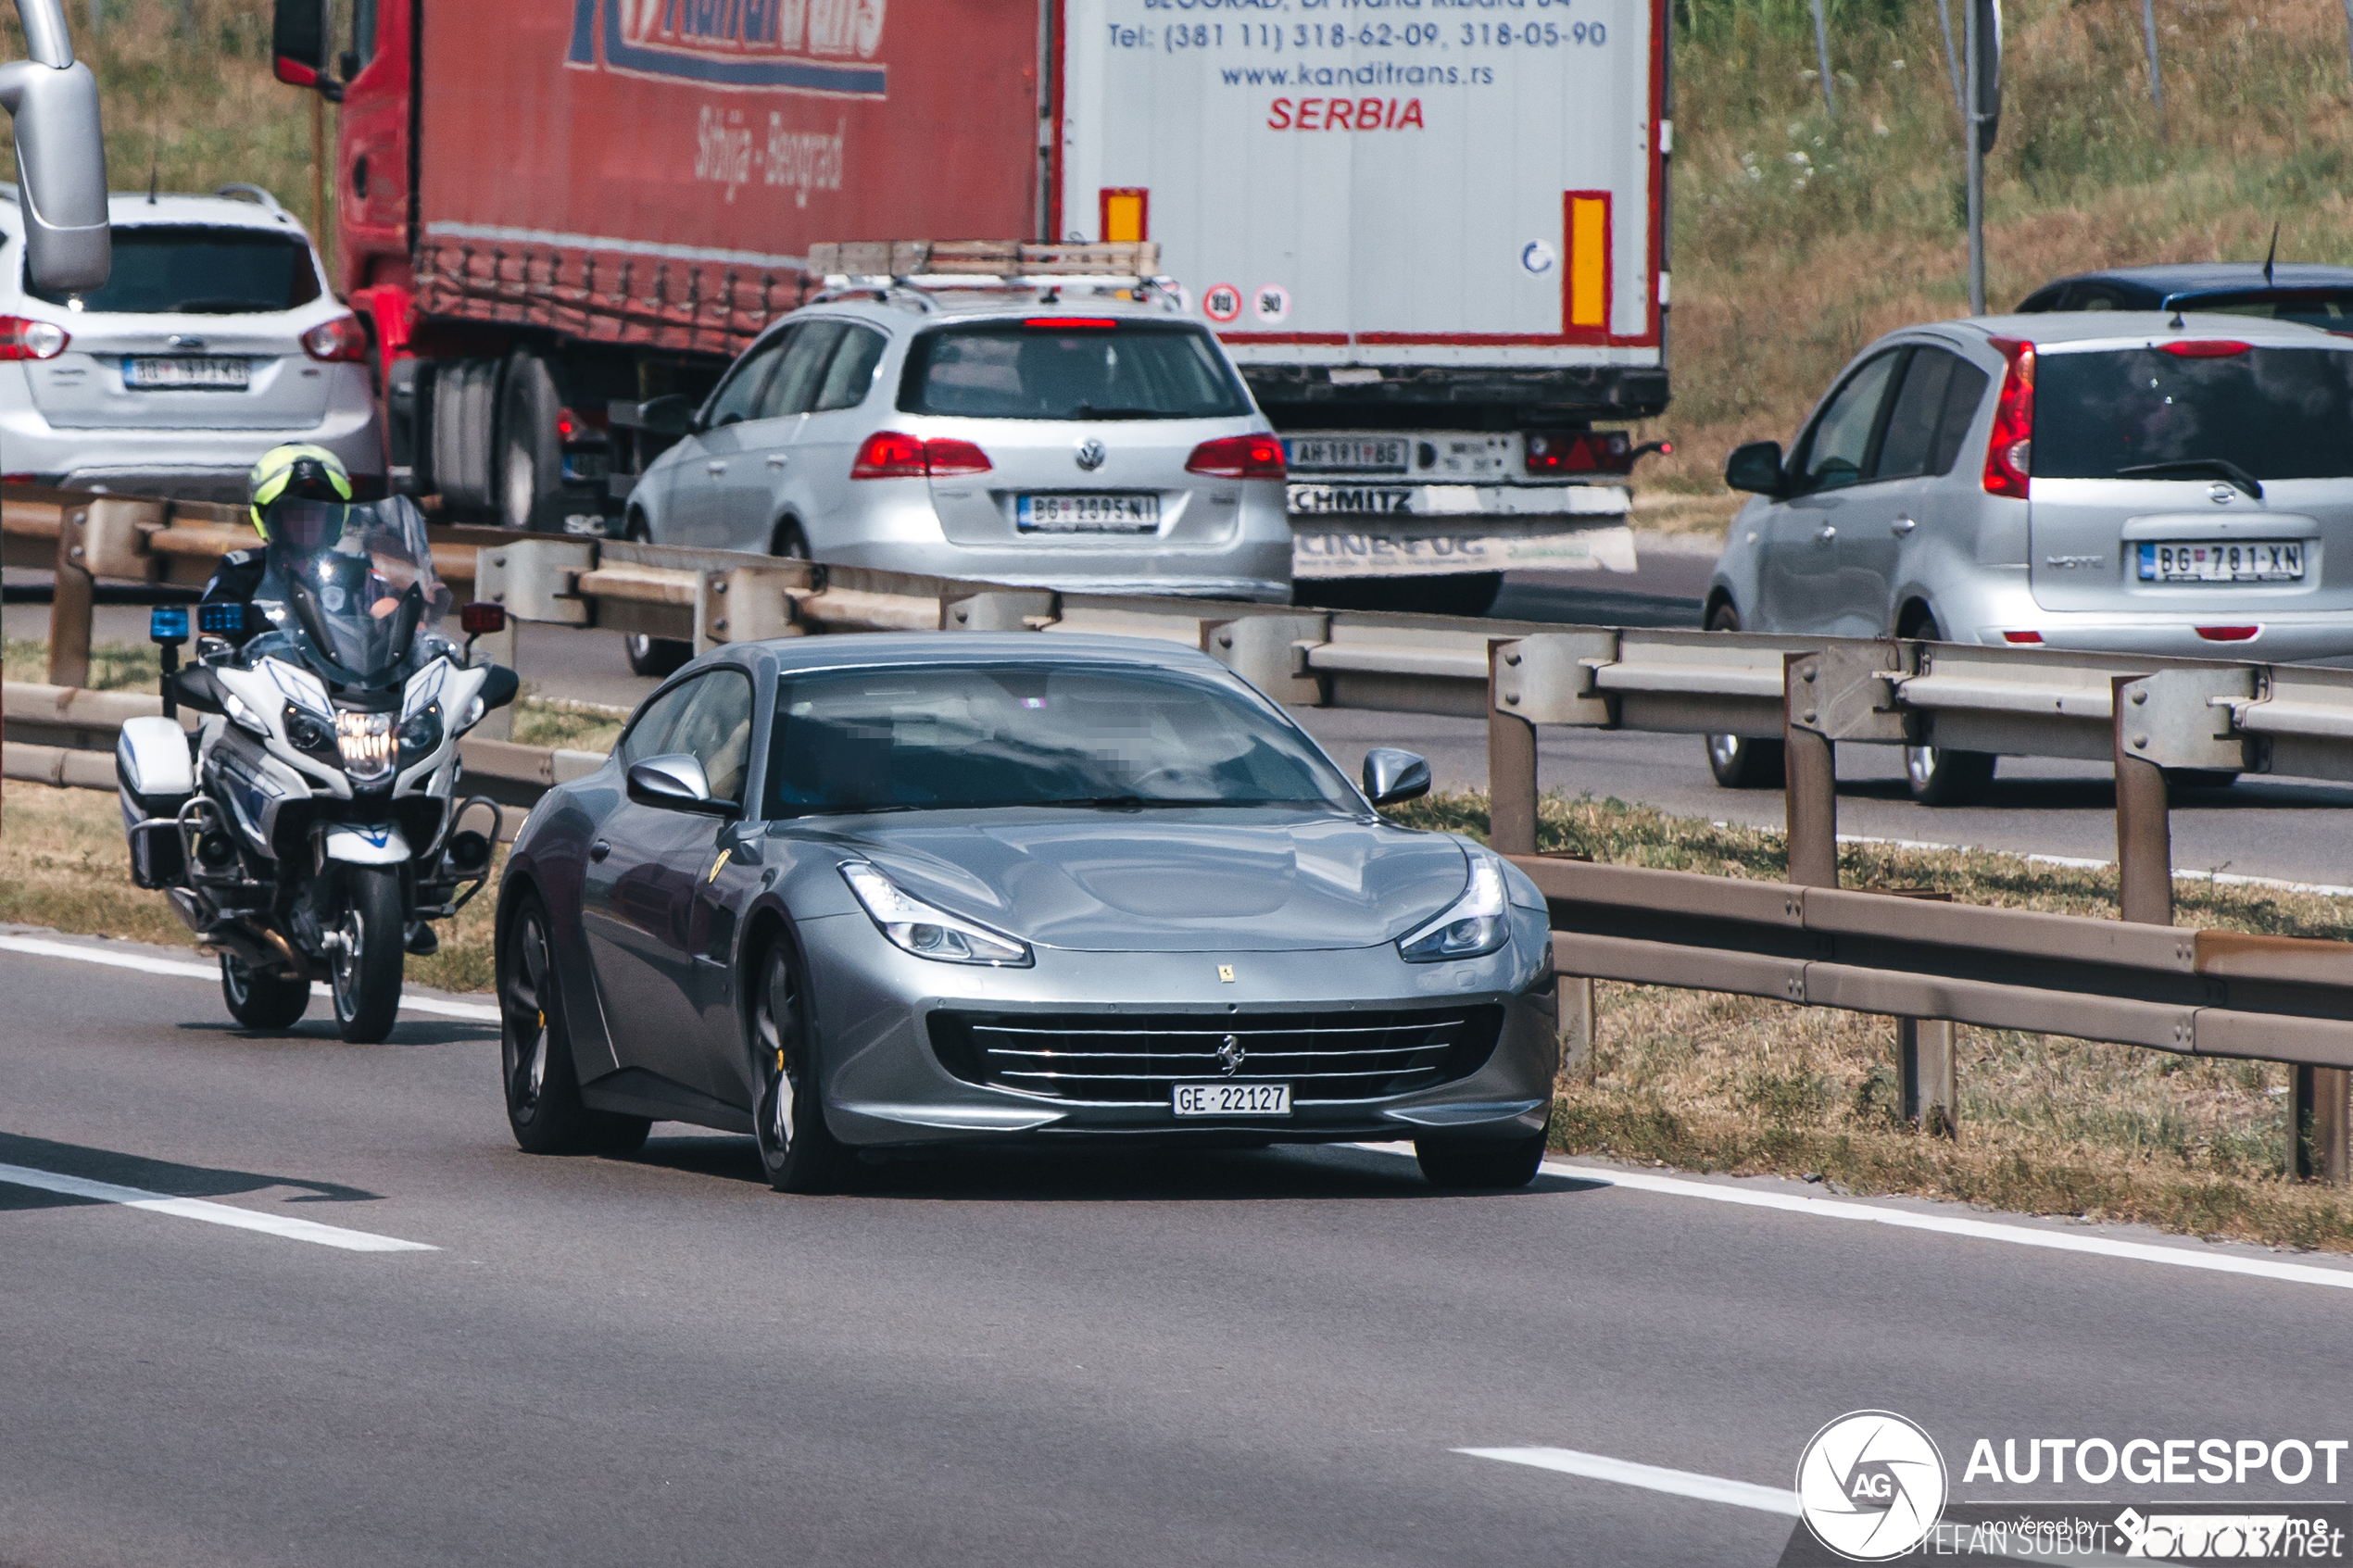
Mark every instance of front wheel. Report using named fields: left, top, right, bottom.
left=1415, top=1130, right=1548, bottom=1189
left=751, top=940, right=852, bottom=1194
left=329, top=865, right=406, bottom=1043
left=220, top=954, right=309, bottom=1030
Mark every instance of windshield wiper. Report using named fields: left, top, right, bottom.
left=2116, top=458, right=2265, bottom=500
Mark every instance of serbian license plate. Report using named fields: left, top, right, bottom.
left=1290, top=484, right=1416, bottom=516
left=1174, top=1082, right=1292, bottom=1117
left=1286, top=435, right=1409, bottom=473
left=1017, top=493, right=1159, bottom=533
left=2138, top=540, right=2305, bottom=583
left=124, top=356, right=251, bottom=390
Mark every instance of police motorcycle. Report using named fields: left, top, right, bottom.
left=113, top=496, right=518, bottom=1042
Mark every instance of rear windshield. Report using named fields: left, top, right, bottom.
left=763, top=663, right=1355, bottom=819
left=2191, top=292, right=2353, bottom=335
left=897, top=320, right=1252, bottom=421
left=2034, top=345, right=2353, bottom=481
left=29, top=225, right=322, bottom=314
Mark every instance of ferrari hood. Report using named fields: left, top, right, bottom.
left=824, top=810, right=1470, bottom=953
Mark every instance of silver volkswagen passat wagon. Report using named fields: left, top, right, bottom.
left=621, top=292, right=1291, bottom=671
left=1703, top=312, right=2353, bottom=802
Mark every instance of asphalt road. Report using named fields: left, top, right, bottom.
left=3, top=932, right=2347, bottom=1567
left=19, top=549, right=2353, bottom=886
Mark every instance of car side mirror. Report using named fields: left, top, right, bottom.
left=637, top=395, right=698, bottom=440
left=626, top=753, right=730, bottom=814
left=1363, top=747, right=1431, bottom=808
left=1724, top=440, right=1787, bottom=497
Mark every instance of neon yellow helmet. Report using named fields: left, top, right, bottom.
left=248, top=443, right=354, bottom=534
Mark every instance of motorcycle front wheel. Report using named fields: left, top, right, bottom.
left=330, top=865, right=406, bottom=1043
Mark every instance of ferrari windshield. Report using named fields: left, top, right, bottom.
left=254, top=497, right=450, bottom=687
left=762, top=663, right=1359, bottom=818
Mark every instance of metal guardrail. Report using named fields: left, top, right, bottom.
left=12, top=483, right=2353, bottom=1180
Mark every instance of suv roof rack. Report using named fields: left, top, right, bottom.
left=807, top=240, right=1177, bottom=309
left=213, top=182, right=291, bottom=216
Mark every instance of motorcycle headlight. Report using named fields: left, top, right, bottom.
left=285, top=708, right=334, bottom=753
left=398, top=704, right=445, bottom=758
left=839, top=862, right=1032, bottom=968
left=1397, top=854, right=1511, bottom=962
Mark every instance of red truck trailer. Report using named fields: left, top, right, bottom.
left=273, top=0, right=1668, bottom=607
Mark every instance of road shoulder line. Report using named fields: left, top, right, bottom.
left=0, top=1160, right=435, bottom=1252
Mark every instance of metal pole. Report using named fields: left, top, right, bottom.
left=1964, top=0, right=1985, bottom=315
left=2295, top=1064, right=2349, bottom=1185
left=1936, top=0, right=1965, bottom=112
left=2141, top=0, right=2165, bottom=130
left=1487, top=641, right=1540, bottom=857
left=48, top=501, right=94, bottom=689
left=311, top=92, right=329, bottom=266
left=1557, top=975, right=1596, bottom=1086
left=1899, top=1018, right=1958, bottom=1137
left=1809, top=0, right=1837, bottom=118
left=1783, top=655, right=1838, bottom=888
left=2112, top=678, right=2173, bottom=927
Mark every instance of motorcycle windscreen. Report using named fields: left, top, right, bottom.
left=258, top=499, right=452, bottom=684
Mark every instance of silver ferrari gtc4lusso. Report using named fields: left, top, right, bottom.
left=494, top=634, right=1559, bottom=1191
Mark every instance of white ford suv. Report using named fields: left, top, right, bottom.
left=0, top=184, right=383, bottom=502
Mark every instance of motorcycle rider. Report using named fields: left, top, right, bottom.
left=200, top=443, right=356, bottom=608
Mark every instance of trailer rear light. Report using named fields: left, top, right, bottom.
left=301, top=315, right=370, bottom=363
left=2162, top=339, right=2251, bottom=358
left=2001, top=630, right=2045, bottom=644
left=2196, top=625, right=2260, bottom=641
left=1525, top=431, right=1634, bottom=474
left=1185, top=434, right=1287, bottom=480
left=922, top=438, right=992, bottom=476
left=1982, top=337, right=2035, bottom=499
left=850, top=432, right=992, bottom=479
left=1024, top=318, right=1119, bottom=330
left=0, top=316, right=69, bottom=360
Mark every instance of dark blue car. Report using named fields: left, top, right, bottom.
left=2019, top=263, right=2353, bottom=334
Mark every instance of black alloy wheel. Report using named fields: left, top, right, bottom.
left=329, top=865, right=407, bottom=1044
left=751, top=940, right=851, bottom=1194
left=498, top=891, right=649, bottom=1156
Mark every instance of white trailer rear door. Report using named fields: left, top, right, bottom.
left=1058, top=0, right=1664, bottom=369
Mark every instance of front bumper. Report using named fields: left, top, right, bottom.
left=801, top=911, right=1559, bottom=1148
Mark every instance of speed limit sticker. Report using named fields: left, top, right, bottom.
left=1252, top=283, right=1291, bottom=325
left=1202, top=282, right=1242, bottom=323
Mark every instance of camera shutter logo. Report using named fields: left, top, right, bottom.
left=1795, top=1410, right=1947, bottom=1561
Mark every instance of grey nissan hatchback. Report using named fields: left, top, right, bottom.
left=1703, top=312, right=2353, bottom=802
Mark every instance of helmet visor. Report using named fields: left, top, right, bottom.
left=267, top=498, right=349, bottom=552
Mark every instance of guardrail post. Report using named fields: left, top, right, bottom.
left=1782, top=653, right=1837, bottom=887
left=47, top=499, right=94, bottom=688
left=2296, top=1066, right=2350, bottom=1185
left=2112, top=674, right=2173, bottom=927
left=1488, top=640, right=1540, bottom=855
left=1557, top=974, right=1596, bottom=1086
left=1899, top=1018, right=1957, bottom=1137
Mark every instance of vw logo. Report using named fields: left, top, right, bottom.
left=2209, top=483, right=2235, bottom=505
left=1216, top=1034, right=1245, bottom=1076
left=1074, top=438, right=1107, bottom=472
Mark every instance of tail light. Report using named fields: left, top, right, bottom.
left=1185, top=434, right=1287, bottom=480
left=850, top=432, right=993, bottom=479
left=1982, top=337, right=2035, bottom=499
left=302, top=315, right=370, bottom=364
left=460, top=602, right=508, bottom=636
left=1525, top=431, right=1632, bottom=474
left=0, top=316, right=69, bottom=361
left=2162, top=340, right=2250, bottom=358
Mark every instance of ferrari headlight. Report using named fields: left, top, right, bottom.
left=1397, top=854, right=1511, bottom=962
left=839, top=862, right=1032, bottom=968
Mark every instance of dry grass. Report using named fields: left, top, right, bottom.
left=5, top=636, right=161, bottom=690
left=0, top=781, right=503, bottom=994
left=1388, top=789, right=2353, bottom=1252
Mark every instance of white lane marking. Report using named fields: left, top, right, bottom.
left=0, top=1161, right=435, bottom=1252
left=1549, top=1161, right=2353, bottom=1291
left=0, top=935, right=500, bottom=1022
left=1457, top=1446, right=1799, bottom=1517
left=1351, top=1143, right=2353, bottom=1291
